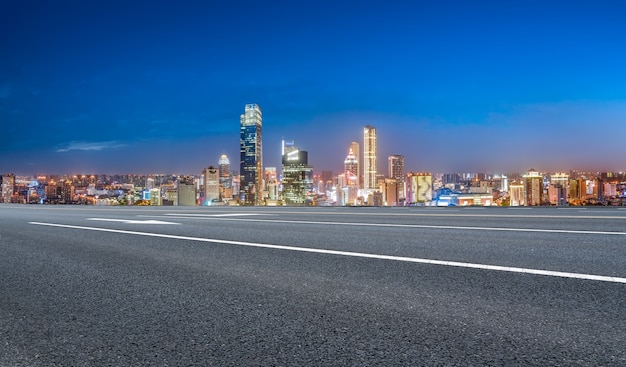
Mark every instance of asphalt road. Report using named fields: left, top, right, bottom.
left=1, top=205, right=625, bottom=366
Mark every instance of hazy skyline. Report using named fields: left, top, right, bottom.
left=1, top=1, right=625, bottom=176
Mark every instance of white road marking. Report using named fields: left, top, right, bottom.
left=167, top=213, right=267, bottom=217
left=86, top=218, right=180, bottom=225
left=156, top=215, right=626, bottom=236
left=29, top=221, right=626, bottom=284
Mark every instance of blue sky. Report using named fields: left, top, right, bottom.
left=1, top=0, right=625, bottom=175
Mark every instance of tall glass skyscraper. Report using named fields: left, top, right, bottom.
left=240, top=104, right=263, bottom=205
left=363, top=125, right=377, bottom=191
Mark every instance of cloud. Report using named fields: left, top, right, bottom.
left=56, top=140, right=127, bottom=153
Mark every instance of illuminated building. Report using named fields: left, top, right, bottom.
left=380, top=178, right=397, bottom=206
left=218, top=154, right=231, bottom=200
left=406, top=172, right=432, bottom=204
left=363, top=125, right=377, bottom=192
left=203, top=166, right=219, bottom=204
left=1, top=174, right=15, bottom=203
left=509, top=182, right=524, bottom=206
left=523, top=169, right=543, bottom=206
left=281, top=143, right=313, bottom=206
left=264, top=167, right=278, bottom=202
left=388, top=155, right=405, bottom=204
left=149, top=188, right=161, bottom=206
left=568, top=178, right=587, bottom=204
left=550, top=173, right=569, bottom=188
left=344, top=148, right=358, bottom=187
left=548, top=184, right=567, bottom=206
left=349, top=142, right=361, bottom=189
left=240, top=103, right=263, bottom=205
left=177, top=176, right=196, bottom=206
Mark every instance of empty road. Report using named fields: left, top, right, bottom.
left=1, top=205, right=625, bottom=366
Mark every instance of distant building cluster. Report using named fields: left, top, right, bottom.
left=2, top=103, right=626, bottom=207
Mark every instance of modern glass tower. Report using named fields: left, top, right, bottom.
left=363, top=125, right=377, bottom=191
left=240, top=104, right=263, bottom=205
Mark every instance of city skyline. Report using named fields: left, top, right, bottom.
left=1, top=1, right=626, bottom=175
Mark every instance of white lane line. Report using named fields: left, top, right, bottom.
left=156, top=215, right=626, bottom=236
left=167, top=213, right=267, bottom=217
left=29, top=221, right=626, bottom=284
left=87, top=218, right=180, bottom=225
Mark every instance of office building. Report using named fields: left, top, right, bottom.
left=177, top=176, right=196, bottom=206
left=281, top=143, right=313, bottom=206
left=509, top=182, right=525, bottom=206
left=406, top=172, right=432, bottom=204
left=523, top=169, right=543, bottom=206
left=363, top=125, right=377, bottom=192
left=349, top=142, right=361, bottom=189
left=240, top=103, right=263, bottom=205
left=1, top=174, right=15, bottom=203
left=203, top=166, right=219, bottom=204
left=388, top=154, right=405, bottom=204
left=218, top=154, right=231, bottom=200
left=344, top=148, right=358, bottom=187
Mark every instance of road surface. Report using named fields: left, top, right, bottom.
left=1, top=205, right=625, bottom=366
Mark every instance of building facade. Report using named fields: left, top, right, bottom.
left=363, top=125, right=377, bottom=193
left=1, top=174, right=15, bottom=203
left=388, top=154, right=405, bottom=205
left=281, top=147, right=313, bottom=206
left=218, top=154, right=231, bottom=200
left=240, top=104, right=263, bottom=205
left=203, top=166, right=219, bottom=204
left=523, top=169, right=543, bottom=206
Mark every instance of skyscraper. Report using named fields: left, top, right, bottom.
left=363, top=125, right=377, bottom=192
left=523, top=169, right=543, bottom=206
left=218, top=154, right=231, bottom=200
left=203, top=166, right=219, bottom=204
left=344, top=148, right=358, bottom=187
left=1, top=174, right=15, bottom=203
left=349, top=141, right=361, bottom=189
left=281, top=142, right=313, bottom=206
left=240, top=104, right=263, bottom=205
left=388, top=154, right=405, bottom=204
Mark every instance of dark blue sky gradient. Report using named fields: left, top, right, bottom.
left=1, top=1, right=625, bottom=175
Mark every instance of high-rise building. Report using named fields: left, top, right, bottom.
left=264, top=167, right=278, bottom=202
left=281, top=142, right=313, bottom=206
left=344, top=148, right=358, bottom=187
left=349, top=142, right=361, bottom=189
left=218, top=154, right=231, bottom=200
left=1, top=174, right=15, bottom=203
left=406, top=172, right=432, bottom=204
left=509, top=182, right=525, bottom=206
left=380, top=178, right=398, bottom=206
left=203, top=166, right=219, bottom=204
left=240, top=104, right=263, bottom=205
left=363, top=125, right=377, bottom=192
left=177, top=176, right=196, bottom=206
left=523, top=169, right=543, bottom=206
left=388, top=154, right=405, bottom=204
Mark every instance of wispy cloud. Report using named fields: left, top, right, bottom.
left=56, top=140, right=127, bottom=153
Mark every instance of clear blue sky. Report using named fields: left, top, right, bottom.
left=1, top=0, right=625, bottom=175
